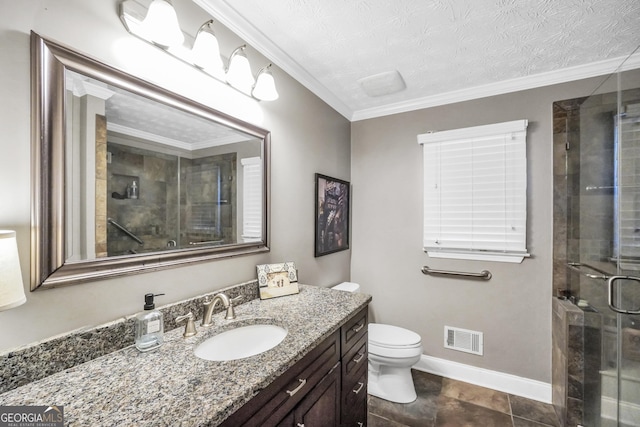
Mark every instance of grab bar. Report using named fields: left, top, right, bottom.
left=566, top=262, right=610, bottom=280
left=108, top=218, right=144, bottom=245
left=421, top=266, right=492, bottom=280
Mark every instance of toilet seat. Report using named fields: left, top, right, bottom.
left=368, top=323, right=422, bottom=359
left=369, top=323, right=421, bottom=348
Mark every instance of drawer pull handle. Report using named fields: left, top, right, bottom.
left=352, top=323, right=364, bottom=333
left=353, top=352, right=365, bottom=363
left=353, top=381, right=365, bottom=394
left=286, top=378, right=307, bottom=397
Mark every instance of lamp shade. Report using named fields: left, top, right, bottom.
left=0, top=230, right=26, bottom=311
left=226, top=46, right=255, bottom=94
left=192, top=20, right=224, bottom=78
left=142, top=0, right=184, bottom=48
left=252, top=65, right=279, bottom=101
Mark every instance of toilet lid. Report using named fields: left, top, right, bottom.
left=369, top=323, right=421, bottom=348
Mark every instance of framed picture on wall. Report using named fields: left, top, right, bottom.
left=315, top=173, right=350, bottom=257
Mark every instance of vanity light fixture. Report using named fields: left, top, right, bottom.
left=141, top=0, right=184, bottom=48
left=0, top=230, right=26, bottom=311
left=119, top=0, right=278, bottom=101
left=252, top=64, right=279, bottom=101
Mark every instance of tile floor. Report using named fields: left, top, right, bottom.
left=368, top=370, right=561, bottom=427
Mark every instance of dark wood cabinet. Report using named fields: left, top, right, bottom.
left=277, top=362, right=341, bottom=427
left=220, top=330, right=340, bottom=427
left=340, top=307, right=368, bottom=427
left=219, top=305, right=369, bottom=427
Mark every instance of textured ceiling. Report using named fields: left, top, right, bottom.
left=68, top=71, right=252, bottom=149
left=195, top=0, right=640, bottom=120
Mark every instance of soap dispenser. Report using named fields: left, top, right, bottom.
left=135, top=293, right=165, bottom=352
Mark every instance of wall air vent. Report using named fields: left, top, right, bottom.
left=444, top=326, right=483, bottom=355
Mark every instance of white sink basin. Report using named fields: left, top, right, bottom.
left=194, top=324, right=287, bottom=361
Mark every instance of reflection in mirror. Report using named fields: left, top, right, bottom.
left=66, top=70, right=261, bottom=259
left=31, top=32, right=269, bottom=289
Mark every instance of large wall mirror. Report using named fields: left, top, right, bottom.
left=31, top=32, right=270, bottom=290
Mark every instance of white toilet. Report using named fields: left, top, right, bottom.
left=332, top=282, right=423, bottom=403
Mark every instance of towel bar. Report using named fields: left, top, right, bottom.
left=421, top=266, right=491, bottom=280
left=566, top=262, right=610, bottom=280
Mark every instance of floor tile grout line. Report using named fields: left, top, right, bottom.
left=508, top=393, right=515, bottom=426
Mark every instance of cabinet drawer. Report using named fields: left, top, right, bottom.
left=341, top=307, right=368, bottom=354
left=342, top=334, right=367, bottom=385
left=220, top=330, right=340, bottom=427
left=341, top=363, right=368, bottom=426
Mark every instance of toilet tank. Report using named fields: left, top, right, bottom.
left=331, top=282, right=360, bottom=292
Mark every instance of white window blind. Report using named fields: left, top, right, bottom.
left=418, top=120, right=529, bottom=263
left=241, top=157, right=262, bottom=242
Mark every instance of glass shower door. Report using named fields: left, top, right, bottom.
left=610, top=94, right=640, bottom=427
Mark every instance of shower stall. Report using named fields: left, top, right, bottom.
left=553, top=69, right=640, bottom=426
left=106, top=142, right=236, bottom=256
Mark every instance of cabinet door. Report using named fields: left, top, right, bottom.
left=294, top=362, right=341, bottom=427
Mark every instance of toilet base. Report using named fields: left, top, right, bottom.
left=368, top=362, right=418, bottom=404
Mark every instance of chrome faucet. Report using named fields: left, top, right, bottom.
left=201, top=293, right=242, bottom=327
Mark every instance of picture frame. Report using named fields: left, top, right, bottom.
left=315, top=173, right=350, bottom=257
left=256, top=262, right=299, bottom=299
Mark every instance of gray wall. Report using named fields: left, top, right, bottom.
left=350, top=75, right=624, bottom=383
left=0, top=0, right=350, bottom=351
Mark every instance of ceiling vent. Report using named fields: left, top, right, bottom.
left=358, top=70, right=406, bottom=97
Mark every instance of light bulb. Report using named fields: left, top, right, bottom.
left=142, top=0, right=184, bottom=48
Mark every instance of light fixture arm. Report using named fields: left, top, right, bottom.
left=255, top=63, right=273, bottom=77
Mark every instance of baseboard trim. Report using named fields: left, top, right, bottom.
left=601, top=396, right=640, bottom=425
left=413, top=354, right=552, bottom=404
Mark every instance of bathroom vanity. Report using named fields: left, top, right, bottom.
left=220, top=304, right=368, bottom=426
left=0, top=285, right=370, bottom=426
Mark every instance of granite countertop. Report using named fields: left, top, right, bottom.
left=0, top=285, right=371, bottom=426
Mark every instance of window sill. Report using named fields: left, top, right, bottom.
left=426, top=250, right=529, bottom=264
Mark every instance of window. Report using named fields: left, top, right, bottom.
left=241, top=157, right=262, bottom=242
left=418, top=120, right=529, bottom=263
left=614, top=110, right=640, bottom=268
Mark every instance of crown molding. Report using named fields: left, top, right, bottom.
left=193, top=0, right=353, bottom=119
left=352, top=52, right=640, bottom=121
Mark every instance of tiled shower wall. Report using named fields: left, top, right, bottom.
left=107, top=142, right=180, bottom=256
